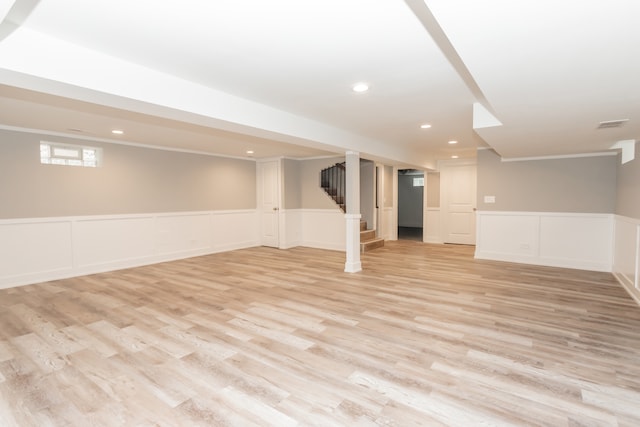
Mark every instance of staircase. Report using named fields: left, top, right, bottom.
left=360, top=220, right=384, bottom=252
left=320, top=162, right=346, bottom=212
left=320, top=162, right=384, bottom=252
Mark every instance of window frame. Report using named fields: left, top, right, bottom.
left=40, top=141, right=102, bottom=168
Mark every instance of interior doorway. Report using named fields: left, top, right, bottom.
left=397, top=169, right=424, bottom=241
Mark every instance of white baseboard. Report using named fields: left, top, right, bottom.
left=424, top=237, right=444, bottom=244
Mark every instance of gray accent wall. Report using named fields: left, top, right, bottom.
left=283, top=158, right=301, bottom=209
left=0, top=129, right=256, bottom=219
left=477, top=149, right=617, bottom=213
left=616, top=143, right=640, bottom=219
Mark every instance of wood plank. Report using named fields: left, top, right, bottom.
left=1, top=241, right=639, bottom=425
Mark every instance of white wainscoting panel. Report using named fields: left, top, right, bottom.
left=210, top=210, right=260, bottom=253
left=382, top=207, right=394, bottom=241
left=424, top=208, right=442, bottom=243
left=0, top=210, right=259, bottom=289
left=299, top=209, right=346, bottom=251
left=538, top=214, right=613, bottom=271
left=613, top=215, right=640, bottom=305
left=156, top=213, right=212, bottom=256
left=74, top=215, right=156, bottom=270
left=476, top=211, right=613, bottom=272
left=280, top=209, right=302, bottom=249
left=0, top=219, right=73, bottom=284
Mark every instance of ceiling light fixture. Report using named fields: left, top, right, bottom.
left=352, top=82, right=369, bottom=93
left=420, top=124, right=432, bottom=129
left=597, top=119, right=628, bottom=129
left=448, top=140, right=458, bottom=144
left=451, top=155, right=459, bottom=159
left=111, top=129, right=124, bottom=135
left=246, top=150, right=254, bottom=155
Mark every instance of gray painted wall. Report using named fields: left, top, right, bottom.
left=616, top=143, right=640, bottom=219
left=0, top=129, right=256, bottom=219
left=398, top=173, right=424, bottom=227
left=384, top=165, right=393, bottom=208
left=476, top=149, right=617, bottom=213
left=283, top=158, right=301, bottom=209
left=426, top=172, right=440, bottom=208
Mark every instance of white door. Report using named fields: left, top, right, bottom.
left=257, top=159, right=280, bottom=248
left=441, top=162, right=477, bottom=245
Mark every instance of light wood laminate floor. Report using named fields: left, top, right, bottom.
left=1, top=241, right=640, bottom=426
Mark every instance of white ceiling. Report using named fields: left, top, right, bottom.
left=0, top=0, right=638, bottom=168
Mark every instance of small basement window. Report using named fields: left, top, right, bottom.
left=40, top=142, right=101, bottom=167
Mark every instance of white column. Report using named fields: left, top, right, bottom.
left=344, top=151, right=362, bottom=273
left=391, top=166, right=399, bottom=240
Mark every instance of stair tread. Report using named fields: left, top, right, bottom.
left=360, top=237, right=384, bottom=252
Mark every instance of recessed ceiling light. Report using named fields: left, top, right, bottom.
left=246, top=150, right=254, bottom=155
left=112, top=129, right=124, bottom=135
left=352, top=82, right=369, bottom=93
left=420, top=124, right=432, bottom=129
left=448, top=140, right=458, bottom=144
left=451, top=155, right=459, bottom=159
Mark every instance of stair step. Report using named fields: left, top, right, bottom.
left=360, top=229, right=376, bottom=241
left=361, top=237, right=384, bottom=253
left=360, top=220, right=367, bottom=231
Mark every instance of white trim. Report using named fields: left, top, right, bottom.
left=286, top=154, right=343, bottom=161
left=500, top=151, right=617, bottom=162
left=476, top=210, right=612, bottom=218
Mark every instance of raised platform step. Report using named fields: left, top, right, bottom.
left=361, top=237, right=384, bottom=252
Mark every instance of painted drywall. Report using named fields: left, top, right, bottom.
left=299, top=156, right=345, bottom=209
left=426, top=172, right=440, bottom=208
left=616, top=144, right=640, bottom=219
left=283, top=158, right=301, bottom=209
left=477, top=149, right=617, bottom=213
left=384, top=165, right=393, bottom=208
left=398, top=173, right=424, bottom=227
left=0, top=129, right=256, bottom=219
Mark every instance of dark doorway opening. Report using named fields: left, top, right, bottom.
left=397, top=169, right=423, bottom=241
